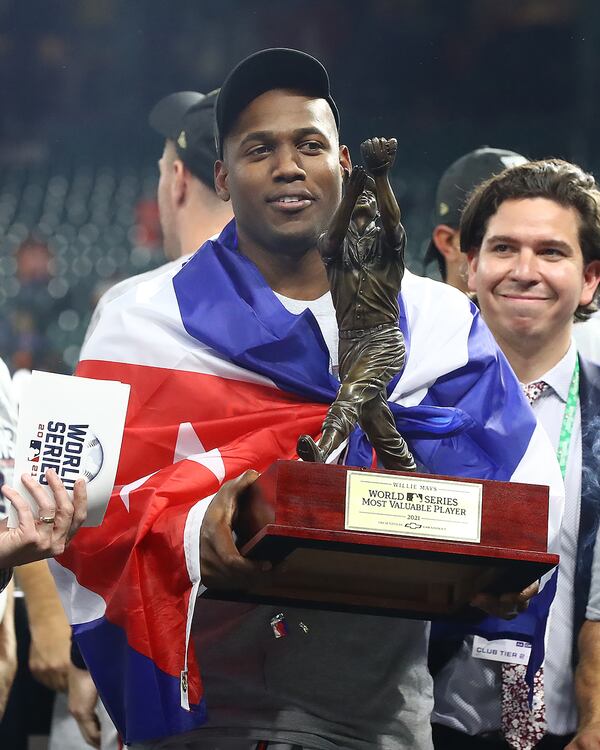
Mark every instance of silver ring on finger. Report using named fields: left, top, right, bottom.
left=38, top=515, right=55, bottom=525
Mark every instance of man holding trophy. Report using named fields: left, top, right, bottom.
left=64, top=48, right=563, bottom=750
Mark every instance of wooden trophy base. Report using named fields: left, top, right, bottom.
left=203, top=460, right=558, bottom=619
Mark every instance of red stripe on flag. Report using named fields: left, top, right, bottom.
left=77, top=359, right=327, bottom=482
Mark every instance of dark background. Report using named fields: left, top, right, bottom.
left=1, top=0, right=600, bottom=371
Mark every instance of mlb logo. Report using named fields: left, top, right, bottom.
left=28, top=440, right=41, bottom=462
left=406, top=492, right=423, bottom=502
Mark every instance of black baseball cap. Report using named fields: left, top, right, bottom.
left=149, top=90, right=219, bottom=188
left=215, top=48, right=340, bottom=157
left=424, top=146, right=527, bottom=270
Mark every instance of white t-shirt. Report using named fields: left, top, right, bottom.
left=274, top=290, right=339, bottom=377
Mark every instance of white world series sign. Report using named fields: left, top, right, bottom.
left=10, top=370, right=130, bottom=528
left=345, top=470, right=483, bottom=543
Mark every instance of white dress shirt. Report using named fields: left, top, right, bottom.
left=432, top=342, right=581, bottom=736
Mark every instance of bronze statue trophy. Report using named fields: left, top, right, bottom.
left=297, top=137, right=416, bottom=472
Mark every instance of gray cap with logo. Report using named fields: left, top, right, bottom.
left=149, top=89, right=219, bottom=189
left=424, top=146, right=528, bottom=271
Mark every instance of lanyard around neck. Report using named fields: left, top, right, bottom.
left=556, top=357, right=580, bottom=480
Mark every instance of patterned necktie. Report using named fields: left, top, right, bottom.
left=522, top=380, right=550, bottom=406
left=501, top=379, right=549, bottom=750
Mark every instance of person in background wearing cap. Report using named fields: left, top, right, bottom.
left=431, top=159, right=600, bottom=750
left=83, top=89, right=233, bottom=344
left=72, top=49, right=563, bottom=750
left=424, top=147, right=527, bottom=292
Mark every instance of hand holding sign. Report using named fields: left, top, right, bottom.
left=9, top=372, right=130, bottom=528
left=0, top=469, right=87, bottom=566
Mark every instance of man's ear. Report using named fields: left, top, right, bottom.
left=214, top=160, right=230, bottom=202
left=172, top=159, right=187, bottom=207
left=339, top=145, right=352, bottom=180
left=467, top=249, right=479, bottom=293
left=432, top=225, right=461, bottom=262
left=580, top=260, right=600, bottom=307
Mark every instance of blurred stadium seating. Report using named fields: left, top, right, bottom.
left=0, top=163, right=164, bottom=373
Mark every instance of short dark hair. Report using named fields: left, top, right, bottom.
left=460, top=159, right=600, bottom=320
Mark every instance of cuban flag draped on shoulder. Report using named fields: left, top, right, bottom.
left=54, top=220, right=563, bottom=745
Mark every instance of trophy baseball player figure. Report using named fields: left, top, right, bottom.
left=297, top=137, right=416, bottom=472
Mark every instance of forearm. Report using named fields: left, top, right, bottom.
left=373, top=174, right=401, bottom=237
left=325, top=192, right=359, bottom=250
left=17, top=560, right=70, bottom=691
left=575, top=620, right=600, bottom=729
left=16, top=560, right=69, bottom=632
left=0, top=579, right=16, bottom=652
